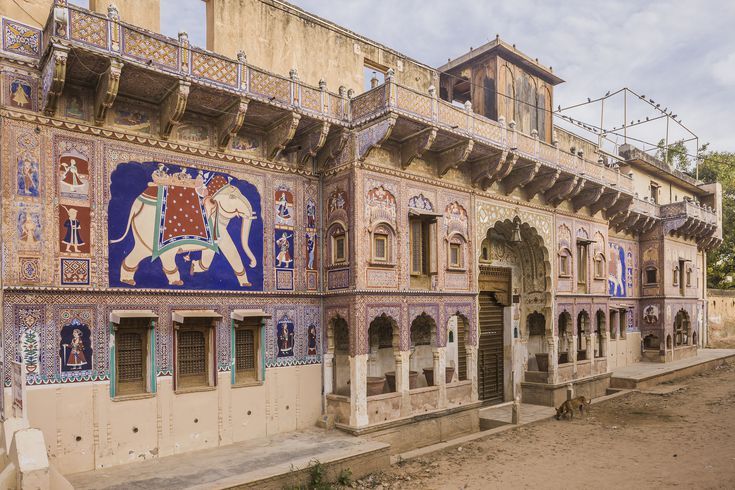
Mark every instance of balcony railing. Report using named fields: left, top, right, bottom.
left=661, top=200, right=718, bottom=225
left=24, top=1, right=635, bottom=194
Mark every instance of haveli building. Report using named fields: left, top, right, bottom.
left=0, top=0, right=722, bottom=476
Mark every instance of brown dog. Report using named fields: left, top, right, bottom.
left=555, top=396, right=591, bottom=420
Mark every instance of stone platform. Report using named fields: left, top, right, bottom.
left=66, top=429, right=389, bottom=490
left=478, top=401, right=556, bottom=430
left=610, top=348, right=735, bottom=389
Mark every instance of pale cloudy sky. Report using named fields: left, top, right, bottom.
left=156, top=0, right=735, bottom=154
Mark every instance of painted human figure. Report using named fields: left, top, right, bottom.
left=62, top=207, right=84, bottom=252
left=307, top=325, right=317, bottom=356
left=60, top=158, right=83, bottom=187
left=276, top=193, right=291, bottom=221
left=277, top=319, right=294, bottom=356
left=21, top=158, right=37, bottom=195
left=306, top=232, right=316, bottom=270
left=64, top=328, right=87, bottom=370
left=306, top=200, right=316, bottom=228
left=276, top=232, right=293, bottom=267
left=20, top=213, right=38, bottom=245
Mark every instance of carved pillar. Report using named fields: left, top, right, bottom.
left=547, top=336, right=558, bottom=384
left=349, top=354, right=368, bottom=427
left=396, top=351, right=411, bottom=416
left=569, top=335, right=577, bottom=375
left=434, top=347, right=447, bottom=408
left=467, top=345, right=479, bottom=401
left=323, top=352, right=334, bottom=396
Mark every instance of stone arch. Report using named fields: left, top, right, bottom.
left=674, top=309, right=690, bottom=346
left=367, top=313, right=399, bottom=395
left=410, top=312, right=438, bottom=388
left=558, top=310, right=572, bottom=364
left=478, top=216, right=552, bottom=336
left=327, top=314, right=350, bottom=396
left=447, top=311, right=471, bottom=382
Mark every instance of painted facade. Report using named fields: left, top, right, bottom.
left=0, top=0, right=723, bottom=477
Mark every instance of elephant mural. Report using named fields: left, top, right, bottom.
left=108, top=162, right=263, bottom=290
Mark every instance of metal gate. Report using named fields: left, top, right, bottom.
left=478, top=292, right=504, bottom=403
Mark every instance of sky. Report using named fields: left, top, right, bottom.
left=150, top=1, right=735, bottom=154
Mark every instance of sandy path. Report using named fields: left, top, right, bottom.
left=355, top=361, right=735, bottom=489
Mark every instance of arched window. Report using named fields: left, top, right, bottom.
left=593, top=253, right=606, bottom=280
left=558, top=248, right=572, bottom=277
left=370, top=223, right=395, bottom=264
left=447, top=234, right=467, bottom=270
left=328, top=222, right=348, bottom=266
left=527, top=312, right=545, bottom=336
left=673, top=266, right=680, bottom=286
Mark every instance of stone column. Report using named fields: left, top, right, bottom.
left=467, top=345, right=479, bottom=401
left=548, top=336, right=558, bottom=384
left=349, top=354, right=368, bottom=427
left=396, top=351, right=411, bottom=416
left=434, top=347, right=447, bottom=408
left=569, top=335, right=577, bottom=375
left=323, top=352, right=334, bottom=396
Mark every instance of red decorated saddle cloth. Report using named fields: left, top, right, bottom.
left=151, top=183, right=217, bottom=259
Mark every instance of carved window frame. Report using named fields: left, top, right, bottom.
left=328, top=222, right=349, bottom=266
left=446, top=232, right=467, bottom=271
left=644, top=266, right=658, bottom=286
left=369, top=222, right=396, bottom=267
left=593, top=253, right=606, bottom=280
left=558, top=247, right=572, bottom=278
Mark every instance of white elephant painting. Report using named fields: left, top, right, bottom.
left=109, top=162, right=262, bottom=289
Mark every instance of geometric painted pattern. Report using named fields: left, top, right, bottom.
left=2, top=18, right=41, bottom=58
left=19, top=257, right=40, bottom=283
left=60, top=258, right=90, bottom=285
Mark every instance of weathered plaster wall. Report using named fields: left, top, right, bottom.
left=0, top=0, right=53, bottom=28
left=204, top=0, right=434, bottom=94
left=707, top=289, right=735, bottom=345
left=89, top=0, right=161, bottom=33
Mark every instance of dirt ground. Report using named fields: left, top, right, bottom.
left=354, top=361, right=735, bottom=490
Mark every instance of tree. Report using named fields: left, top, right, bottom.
left=656, top=138, right=693, bottom=174
left=698, top=150, right=735, bottom=289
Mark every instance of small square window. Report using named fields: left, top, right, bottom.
left=175, top=318, right=215, bottom=391
left=334, top=234, right=346, bottom=263
left=373, top=234, right=388, bottom=261
left=449, top=243, right=462, bottom=268
left=559, top=253, right=571, bottom=277
left=645, top=267, right=658, bottom=285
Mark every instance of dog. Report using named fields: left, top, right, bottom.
left=555, top=396, right=592, bottom=420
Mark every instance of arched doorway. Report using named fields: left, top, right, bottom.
left=367, top=314, right=399, bottom=396
left=595, top=310, right=605, bottom=358
left=477, top=216, right=551, bottom=404
left=674, top=310, right=690, bottom=346
left=410, top=313, right=436, bottom=388
left=331, top=317, right=350, bottom=395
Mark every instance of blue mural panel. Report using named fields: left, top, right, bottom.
left=108, top=161, right=263, bottom=290
left=608, top=242, right=629, bottom=297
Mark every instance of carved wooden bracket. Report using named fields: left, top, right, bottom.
left=160, top=80, right=190, bottom=140
left=437, top=139, right=474, bottom=177
left=501, top=162, right=540, bottom=196
left=524, top=168, right=560, bottom=200
left=94, top=59, right=123, bottom=125
left=572, top=184, right=604, bottom=212
left=317, top=127, right=350, bottom=171
left=41, top=45, right=69, bottom=116
left=488, top=152, right=517, bottom=187
left=589, top=189, right=621, bottom=215
left=357, top=115, right=397, bottom=161
left=470, top=150, right=506, bottom=187
left=603, top=195, right=633, bottom=221
left=622, top=213, right=642, bottom=230
left=217, top=97, right=250, bottom=150
left=400, top=128, right=437, bottom=169
left=544, top=176, right=578, bottom=207
left=296, top=121, right=331, bottom=167
left=266, top=113, right=302, bottom=160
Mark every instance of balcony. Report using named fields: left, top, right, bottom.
left=661, top=200, right=720, bottom=247
left=3, top=1, right=689, bottom=223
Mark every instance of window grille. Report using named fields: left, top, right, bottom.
left=179, top=330, right=206, bottom=377
left=118, top=331, right=143, bottom=382
left=235, top=328, right=255, bottom=371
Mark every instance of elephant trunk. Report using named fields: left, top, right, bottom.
left=241, top=214, right=257, bottom=267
